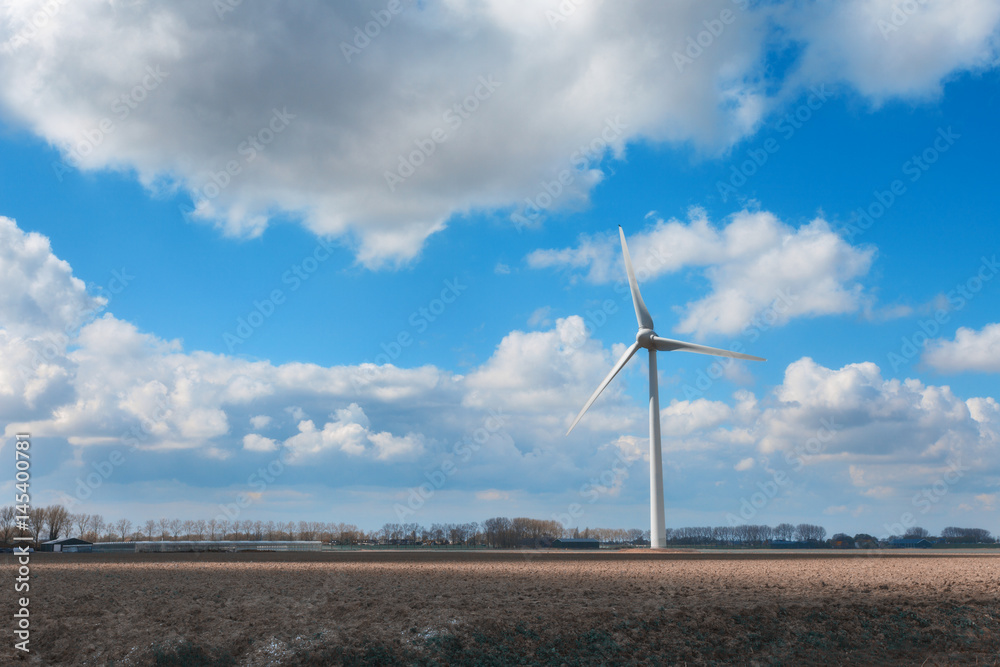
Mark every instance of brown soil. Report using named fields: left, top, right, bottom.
left=2, top=550, right=998, bottom=666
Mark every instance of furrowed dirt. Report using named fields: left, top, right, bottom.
left=2, top=550, right=998, bottom=665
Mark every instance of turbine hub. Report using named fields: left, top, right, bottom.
left=636, top=328, right=657, bottom=349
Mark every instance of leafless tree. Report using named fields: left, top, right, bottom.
left=75, top=513, right=91, bottom=538
left=0, top=506, right=16, bottom=544
left=45, top=505, right=71, bottom=541
left=207, top=518, right=218, bottom=540
left=86, top=514, right=106, bottom=542
left=143, top=519, right=157, bottom=539
left=115, top=518, right=133, bottom=541
left=774, top=523, right=795, bottom=541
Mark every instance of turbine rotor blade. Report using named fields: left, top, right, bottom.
left=566, top=341, right=641, bottom=435
left=651, top=336, right=765, bottom=361
left=619, top=226, right=654, bottom=330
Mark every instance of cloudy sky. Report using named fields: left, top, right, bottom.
left=1, top=0, right=998, bottom=537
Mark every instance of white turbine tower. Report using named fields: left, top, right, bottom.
left=565, top=226, right=765, bottom=549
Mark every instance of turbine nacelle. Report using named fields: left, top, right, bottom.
left=636, top=328, right=657, bottom=349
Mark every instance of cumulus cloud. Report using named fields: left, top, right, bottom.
left=2, top=217, right=998, bottom=525
left=923, top=323, right=1000, bottom=373
left=782, top=0, right=1000, bottom=101
left=0, top=216, right=105, bottom=336
left=1, top=2, right=996, bottom=265
left=528, top=209, right=875, bottom=337
left=242, top=433, right=278, bottom=453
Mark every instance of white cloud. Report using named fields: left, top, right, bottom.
left=527, top=306, right=552, bottom=328
left=476, top=490, right=510, bottom=502
left=528, top=210, right=875, bottom=337
left=759, top=357, right=983, bottom=461
left=0, top=216, right=105, bottom=336
left=249, top=415, right=272, bottom=430
left=242, top=433, right=278, bottom=453
left=0, top=3, right=996, bottom=265
left=280, top=403, right=424, bottom=463
left=924, top=323, right=1000, bottom=373
left=1, top=216, right=999, bottom=527
left=975, top=493, right=997, bottom=510
left=782, top=0, right=1000, bottom=101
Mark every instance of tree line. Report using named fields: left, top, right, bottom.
left=2, top=505, right=994, bottom=548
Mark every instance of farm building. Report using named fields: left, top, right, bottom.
left=40, top=537, right=93, bottom=553
left=888, top=538, right=933, bottom=549
left=552, top=538, right=600, bottom=550
left=89, top=540, right=324, bottom=553
left=769, top=540, right=810, bottom=549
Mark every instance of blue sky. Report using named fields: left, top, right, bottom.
left=1, top=0, right=998, bottom=539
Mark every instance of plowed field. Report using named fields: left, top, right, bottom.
left=2, top=550, right=998, bottom=665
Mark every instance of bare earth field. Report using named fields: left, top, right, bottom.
left=2, top=550, right=998, bottom=666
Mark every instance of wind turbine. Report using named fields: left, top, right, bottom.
left=565, top=227, right=765, bottom=549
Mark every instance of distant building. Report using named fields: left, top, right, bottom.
left=40, top=537, right=93, bottom=553
left=769, top=540, right=809, bottom=549
left=888, top=538, right=933, bottom=549
left=552, top=538, right=600, bottom=550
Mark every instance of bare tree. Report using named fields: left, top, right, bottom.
left=87, top=514, right=106, bottom=542
left=904, top=526, right=930, bottom=539
left=207, top=518, right=218, bottom=541
left=143, top=519, right=157, bottom=540
left=75, top=513, right=91, bottom=538
left=158, top=517, right=170, bottom=540
left=0, top=506, right=16, bottom=544
left=45, top=505, right=70, bottom=541
left=774, top=523, right=795, bottom=541
left=115, top=518, right=133, bottom=541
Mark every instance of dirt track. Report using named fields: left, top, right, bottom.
left=2, top=550, right=998, bottom=665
